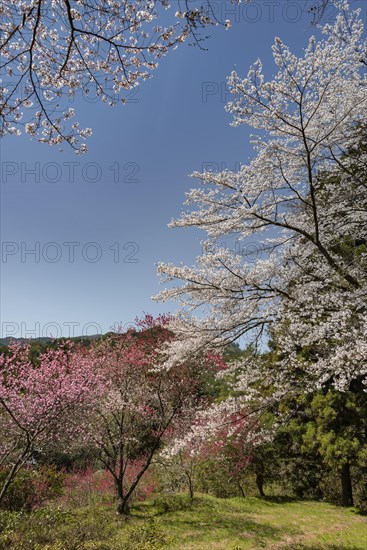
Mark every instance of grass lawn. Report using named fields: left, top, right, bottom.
left=0, top=494, right=365, bottom=549
left=143, top=495, right=366, bottom=549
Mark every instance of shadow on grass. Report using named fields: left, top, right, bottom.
left=131, top=495, right=366, bottom=549
left=132, top=495, right=292, bottom=546
left=162, top=512, right=283, bottom=539
left=259, top=495, right=300, bottom=504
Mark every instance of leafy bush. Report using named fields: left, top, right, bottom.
left=0, top=506, right=117, bottom=550
left=0, top=466, right=65, bottom=512
left=0, top=506, right=170, bottom=550
left=196, top=459, right=241, bottom=498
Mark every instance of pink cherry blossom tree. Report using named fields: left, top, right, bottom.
left=0, top=340, right=103, bottom=505
left=84, top=315, right=221, bottom=515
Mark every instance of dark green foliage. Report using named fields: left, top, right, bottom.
left=272, top=382, right=367, bottom=508
left=196, top=459, right=244, bottom=498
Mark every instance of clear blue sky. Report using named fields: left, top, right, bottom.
left=1, top=1, right=365, bottom=339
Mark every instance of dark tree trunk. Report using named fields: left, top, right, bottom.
left=0, top=453, right=30, bottom=506
left=237, top=481, right=246, bottom=498
left=187, top=476, right=194, bottom=500
left=114, top=452, right=155, bottom=515
left=341, top=462, right=354, bottom=507
left=115, top=477, right=130, bottom=516
left=256, top=473, right=265, bottom=497
left=116, top=498, right=130, bottom=516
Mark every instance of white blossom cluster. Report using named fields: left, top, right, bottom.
left=0, top=0, right=238, bottom=152
left=156, top=1, right=367, bottom=397
left=162, top=395, right=271, bottom=460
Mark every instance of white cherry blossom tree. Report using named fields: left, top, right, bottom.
left=0, top=0, right=236, bottom=152
left=155, top=1, right=367, bottom=394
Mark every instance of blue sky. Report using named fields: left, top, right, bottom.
left=1, top=1, right=365, bottom=339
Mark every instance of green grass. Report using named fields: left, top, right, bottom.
left=0, top=494, right=365, bottom=549
left=137, top=495, right=366, bottom=550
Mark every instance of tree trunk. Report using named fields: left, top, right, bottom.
left=341, top=462, right=354, bottom=507
left=116, top=497, right=130, bottom=516
left=0, top=451, right=29, bottom=505
left=237, top=481, right=246, bottom=498
left=185, top=470, right=194, bottom=500
left=188, top=477, right=194, bottom=500
left=115, top=477, right=130, bottom=516
left=256, top=473, right=265, bottom=497
left=114, top=453, right=154, bottom=514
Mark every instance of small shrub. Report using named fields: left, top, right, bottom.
left=0, top=466, right=65, bottom=512
left=0, top=506, right=117, bottom=550
left=196, top=460, right=240, bottom=498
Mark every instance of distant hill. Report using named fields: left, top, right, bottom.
left=0, top=334, right=104, bottom=346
